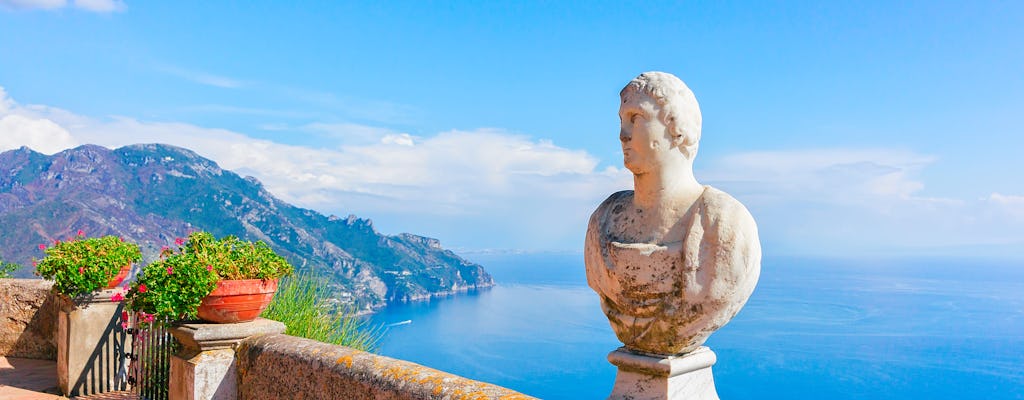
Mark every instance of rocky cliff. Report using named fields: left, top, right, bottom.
left=0, top=144, right=493, bottom=310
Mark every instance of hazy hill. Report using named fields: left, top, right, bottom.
left=0, top=144, right=493, bottom=310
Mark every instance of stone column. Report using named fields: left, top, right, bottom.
left=168, top=318, right=285, bottom=400
left=56, top=289, right=131, bottom=397
left=607, top=346, right=719, bottom=400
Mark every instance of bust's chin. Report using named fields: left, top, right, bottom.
left=622, top=157, right=644, bottom=175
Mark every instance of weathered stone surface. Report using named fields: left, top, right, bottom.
left=0, top=279, right=58, bottom=360
left=168, top=318, right=285, bottom=400
left=56, top=289, right=130, bottom=396
left=607, top=347, right=718, bottom=400
left=585, top=72, right=761, bottom=356
left=170, top=318, right=286, bottom=356
left=236, top=334, right=536, bottom=400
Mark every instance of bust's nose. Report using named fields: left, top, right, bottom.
left=619, top=128, right=631, bottom=143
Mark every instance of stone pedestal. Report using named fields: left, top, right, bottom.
left=607, top=346, right=719, bottom=400
left=168, top=318, right=285, bottom=400
left=56, top=290, right=130, bottom=397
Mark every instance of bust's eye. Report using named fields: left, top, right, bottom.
left=630, top=113, right=641, bottom=124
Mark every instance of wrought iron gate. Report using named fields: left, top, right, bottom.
left=126, top=314, right=176, bottom=400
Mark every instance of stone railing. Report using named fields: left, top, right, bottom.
left=236, top=334, right=535, bottom=400
left=0, top=279, right=58, bottom=360
left=168, top=318, right=535, bottom=400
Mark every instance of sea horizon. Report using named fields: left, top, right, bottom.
left=370, top=253, right=1024, bottom=399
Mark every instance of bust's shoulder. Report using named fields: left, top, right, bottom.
left=698, top=186, right=757, bottom=229
left=588, top=190, right=632, bottom=226
left=598, top=190, right=633, bottom=209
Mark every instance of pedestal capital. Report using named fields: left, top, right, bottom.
left=170, top=318, right=285, bottom=353
left=607, top=346, right=717, bottom=377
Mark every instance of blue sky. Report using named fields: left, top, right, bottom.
left=1, top=1, right=1022, bottom=256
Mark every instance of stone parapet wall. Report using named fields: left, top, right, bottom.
left=0, top=279, right=58, bottom=359
left=236, top=333, right=536, bottom=400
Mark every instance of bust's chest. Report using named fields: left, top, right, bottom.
left=602, top=196, right=696, bottom=245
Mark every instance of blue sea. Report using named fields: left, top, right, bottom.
left=369, top=254, right=1024, bottom=399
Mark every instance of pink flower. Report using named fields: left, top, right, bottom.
left=160, top=246, right=169, bottom=252
left=206, top=265, right=213, bottom=272
left=121, top=311, right=129, bottom=321
left=111, top=292, right=124, bottom=302
left=175, top=237, right=185, bottom=246
left=53, top=239, right=60, bottom=245
left=166, top=267, right=173, bottom=275
left=38, top=244, right=45, bottom=250
left=144, top=313, right=155, bottom=323
left=119, top=237, right=124, bottom=242
left=121, top=321, right=129, bottom=330
left=77, top=229, right=84, bottom=236
left=78, top=267, right=84, bottom=274
left=138, top=284, right=148, bottom=293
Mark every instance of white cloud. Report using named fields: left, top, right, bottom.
left=72, top=0, right=122, bottom=12
left=0, top=0, right=123, bottom=12
left=0, top=86, right=630, bottom=249
left=303, top=122, right=406, bottom=145
left=698, top=148, right=1024, bottom=255
left=157, top=65, right=245, bottom=89
left=704, top=149, right=937, bottom=205
left=0, top=115, right=79, bottom=154
left=987, top=193, right=1024, bottom=221
left=0, top=0, right=65, bottom=10
left=0, top=86, right=1020, bottom=255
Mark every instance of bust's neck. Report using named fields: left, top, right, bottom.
left=632, top=161, right=702, bottom=211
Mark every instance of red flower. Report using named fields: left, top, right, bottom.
left=138, top=284, right=148, bottom=293
left=175, top=237, right=185, bottom=246
left=166, top=267, right=174, bottom=275
left=78, top=267, right=84, bottom=274
left=121, top=311, right=129, bottom=321
left=77, top=230, right=84, bottom=236
left=206, top=265, right=213, bottom=272
left=53, top=239, right=60, bottom=245
left=144, top=313, right=155, bottom=323
left=111, top=292, right=124, bottom=302
left=38, top=244, right=45, bottom=250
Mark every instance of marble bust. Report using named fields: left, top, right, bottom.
left=585, top=71, right=761, bottom=356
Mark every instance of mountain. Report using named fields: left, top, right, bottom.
left=0, top=144, right=493, bottom=310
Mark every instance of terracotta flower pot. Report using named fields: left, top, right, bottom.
left=196, top=279, right=279, bottom=323
left=105, top=265, right=131, bottom=289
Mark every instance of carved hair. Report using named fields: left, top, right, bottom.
left=620, top=72, right=702, bottom=159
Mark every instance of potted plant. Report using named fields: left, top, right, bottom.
left=35, top=231, right=142, bottom=297
left=34, top=231, right=142, bottom=396
left=125, top=231, right=293, bottom=324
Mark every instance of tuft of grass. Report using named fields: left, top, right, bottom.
left=261, top=272, right=383, bottom=352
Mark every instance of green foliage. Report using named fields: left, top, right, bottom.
left=0, top=260, right=20, bottom=278
left=176, top=231, right=293, bottom=280
left=34, top=234, right=142, bottom=296
left=127, top=231, right=294, bottom=320
left=261, top=272, right=382, bottom=352
left=126, top=251, right=219, bottom=320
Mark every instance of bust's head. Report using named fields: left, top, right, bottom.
left=619, top=72, right=702, bottom=174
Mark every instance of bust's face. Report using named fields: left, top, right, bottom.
left=619, top=92, right=672, bottom=175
